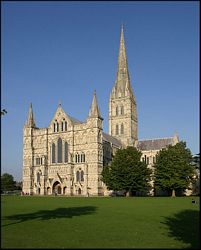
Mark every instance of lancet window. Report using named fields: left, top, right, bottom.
left=116, top=124, right=119, bottom=135
left=51, top=138, right=68, bottom=164
left=52, top=143, right=56, bottom=163
left=121, top=123, right=124, bottom=134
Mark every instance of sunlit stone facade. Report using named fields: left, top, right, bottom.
left=22, top=27, right=180, bottom=196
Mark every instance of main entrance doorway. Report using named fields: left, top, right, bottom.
left=53, top=181, right=61, bottom=195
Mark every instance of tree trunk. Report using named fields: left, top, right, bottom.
left=171, top=189, right=176, bottom=197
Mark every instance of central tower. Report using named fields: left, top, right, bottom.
left=109, top=26, right=138, bottom=147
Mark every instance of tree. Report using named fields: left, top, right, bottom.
left=102, top=146, right=152, bottom=196
left=1, top=109, right=7, bottom=116
left=1, top=173, right=16, bottom=192
left=154, top=141, right=195, bottom=197
left=191, top=153, right=200, bottom=169
left=15, top=181, right=23, bottom=191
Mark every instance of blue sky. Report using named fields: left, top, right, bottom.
left=1, top=1, right=199, bottom=181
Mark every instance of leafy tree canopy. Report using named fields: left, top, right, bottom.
left=1, top=173, right=16, bottom=192
left=102, top=146, right=151, bottom=196
left=154, top=141, right=195, bottom=196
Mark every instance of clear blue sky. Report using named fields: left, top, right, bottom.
left=1, top=1, right=199, bottom=181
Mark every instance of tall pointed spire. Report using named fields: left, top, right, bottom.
left=88, top=90, right=102, bottom=119
left=26, top=103, right=36, bottom=128
left=115, top=25, right=131, bottom=94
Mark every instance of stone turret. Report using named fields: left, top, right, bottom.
left=23, top=103, right=36, bottom=195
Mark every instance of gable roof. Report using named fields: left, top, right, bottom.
left=102, top=132, right=122, bottom=147
left=68, top=115, right=83, bottom=125
left=137, top=137, right=175, bottom=151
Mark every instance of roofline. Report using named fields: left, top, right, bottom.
left=138, top=136, right=175, bottom=142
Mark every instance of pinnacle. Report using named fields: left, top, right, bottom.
left=88, top=91, right=102, bottom=119
left=26, top=102, right=36, bottom=128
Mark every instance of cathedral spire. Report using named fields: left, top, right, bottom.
left=25, top=103, right=36, bottom=128
left=115, top=25, right=131, bottom=92
left=88, top=90, right=102, bottom=119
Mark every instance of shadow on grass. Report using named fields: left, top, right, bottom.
left=161, top=209, right=200, bottom=249
left=2, top=206, right=97, bottom=227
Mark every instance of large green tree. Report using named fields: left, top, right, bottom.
left=102, top=146, right=151, bottom=196
left=154, top=141, right=195, bottom=197
left=1, top=173, right=16, bottom=192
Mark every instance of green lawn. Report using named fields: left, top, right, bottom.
left=1, top=196, right=200, bottom=249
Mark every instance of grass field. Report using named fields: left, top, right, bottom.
left=1, top=196, right=200, bottom=249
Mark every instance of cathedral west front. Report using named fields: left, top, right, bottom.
left=22, top=27, right=179, bottom=196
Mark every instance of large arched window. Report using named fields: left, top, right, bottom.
left=121, top=123, right=124, bottom=134
left=65, top=121, right=67, bottom=131
left=57, top=122, right=59, bottom=132
left=64, top=142, right=68, bottom=163
left=76, top=171, right=80, bottom=182
left=57, top=138, right=62, bottom=163
left=52, top=143, right=56, bottom=163
left=37, top=171, right=41, bottom=183
left=81, top=170, right=84, bottom=181
left=116, top=124, right=119, bottom=135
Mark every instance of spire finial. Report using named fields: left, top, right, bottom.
left=121, top=23, right=124, bottom=33
left=58, top=100, right=62, bottom=106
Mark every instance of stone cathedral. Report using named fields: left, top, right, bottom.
left=22, top=27, right=179, bottom=196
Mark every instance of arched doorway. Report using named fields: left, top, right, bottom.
left=78, top=188, right=82, bottom=195
left=47, top=187, right=51, bottom=195
left=53, top=181, right=62, bottom=195
left=63, top=186, right=67, bottom=195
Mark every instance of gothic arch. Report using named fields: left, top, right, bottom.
left=47, top=187, right=51, bottom=195
left=53, top=181, right=61, bottom=195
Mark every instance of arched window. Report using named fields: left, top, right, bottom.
left=57, top=138, right=62, bottom=163
left=81, top=153, right=85, bottom=163
left=116, top=106, right=118, bottom=116
left=52, top=143, right=56, bottom=163
left=121, top=123, right=124, bottom=134
left=64, top=142, right=68, bottom=163
left=53, top=123, right=56, bottom=132
left=37, top=172, right=40, bottom=183
left=76, top=171, right=80, bottom=182
left=81, top=170, right=84, bottom=181
left=65, top=121, right=67, bottom=131
left=121, top=106, right=124, bottom=115
left=116, top=124, right=119, bottom=135
left=57, top=122, right=59, bottom=132
left=61, top=122, right=64, bottom=131
left=144, top=155, right=147, bottom=164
